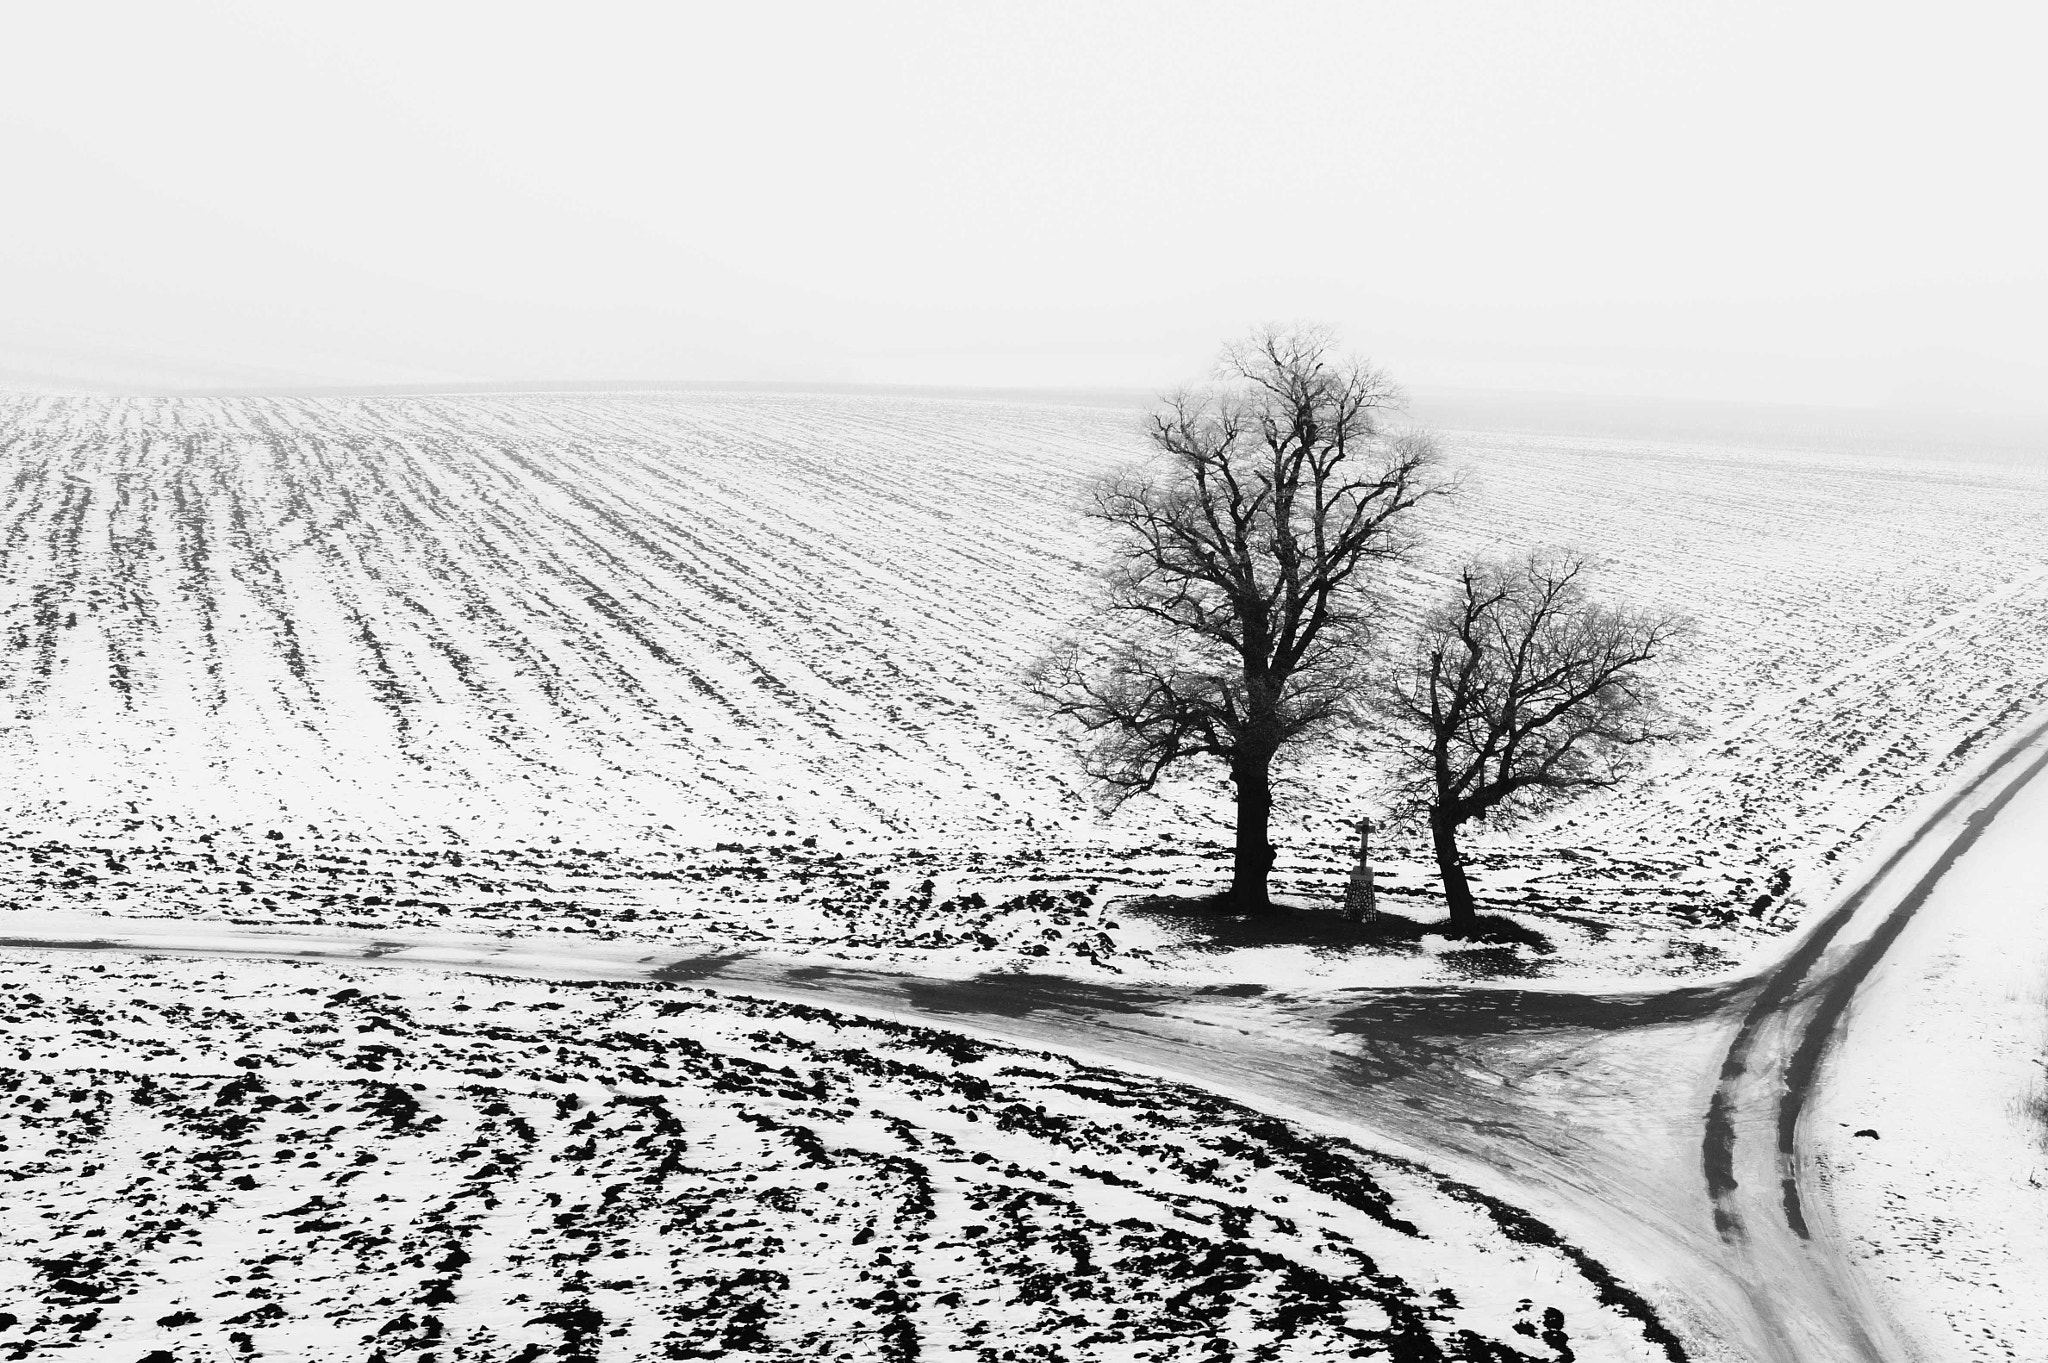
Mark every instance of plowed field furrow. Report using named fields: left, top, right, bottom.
left=0, top=391, right=2043, bottom=970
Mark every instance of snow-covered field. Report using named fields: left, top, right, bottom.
left=0, top=389, right=2044, bottom=1361
left=1809, top=735, right=2048, bottom=1361
left=0, top=949, right=1678, bottom=1361
left=1, top=390, right=2045, bottom=984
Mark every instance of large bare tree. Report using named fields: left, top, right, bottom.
left=1030, top=326, right=1443, bottom=908
left=1382, top=553, right=1692, bottom=935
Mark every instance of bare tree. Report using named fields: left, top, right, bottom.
left=1380, top=553, right=1692, bottom=935
left=1029, top=325, right=1444, bottom=909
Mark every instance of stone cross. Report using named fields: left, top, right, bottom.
left=1344, top=816, right=1377, bottom=923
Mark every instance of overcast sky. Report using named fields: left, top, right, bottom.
left=4, top=2, right=2043, bottom=409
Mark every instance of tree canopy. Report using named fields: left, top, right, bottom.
left=1031, top=325, right=1444, bottom=907
left=1381, top=552, right=1692, bottom=932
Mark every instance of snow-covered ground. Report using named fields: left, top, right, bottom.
left=0, top=390, right=2044, bottom=1361
left=1808, top=737, right=2048, bottom=1360
left=0, top=948, right=1678, bottom=1361
left=1, top=390, right=2045, bottom=986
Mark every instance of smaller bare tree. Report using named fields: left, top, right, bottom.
left=1381, top=554, right=1692, bottom=936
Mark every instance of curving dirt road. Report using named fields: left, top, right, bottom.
left=5, top=714, right=2046, bottom=1361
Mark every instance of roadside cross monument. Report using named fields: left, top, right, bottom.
left=1344, top=816, right=1377, bottom=923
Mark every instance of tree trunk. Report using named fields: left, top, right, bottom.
left=1430, top=810, right=1477, bottom=936
left=1229, top=754, right=1277, bottom=911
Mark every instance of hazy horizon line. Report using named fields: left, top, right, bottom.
left=5, top=375, right=2044, bottom=464
left=9, top=374, right=2047, bottom=422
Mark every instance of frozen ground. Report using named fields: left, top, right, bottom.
left=1, top=391, right=2046, bottom=986
left=2, top=707, right=2042, bottom=1363
left=1808, top=730, right=2048, bottom=1360
left=0, top=949, right=1677, bottom=1362
left=0, top=521, right=2037, bottom=1363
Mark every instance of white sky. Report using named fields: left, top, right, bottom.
left=3, top=1, right=2043, bottom=408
